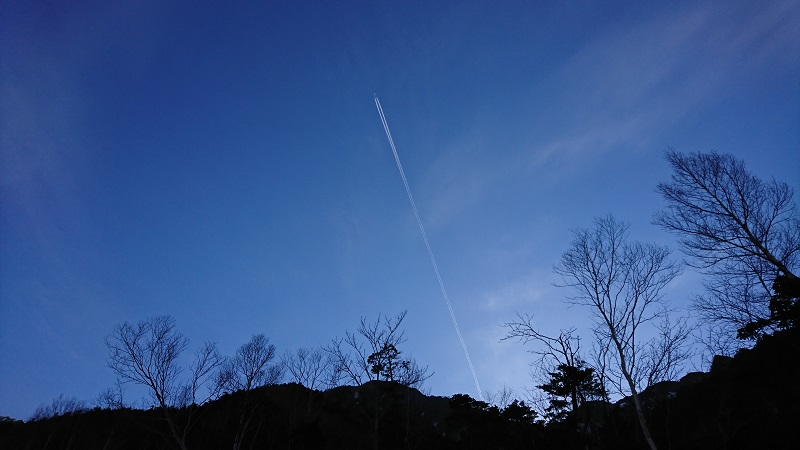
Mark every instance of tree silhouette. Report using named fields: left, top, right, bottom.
left=502, top=314, right=605, bottom=420
left=368, top=343, right=401, bottom=380
left=538, top=361, right=603, bottom=423
left=325, top=310, right=430, bottom=388
left=214, top=334, right=282, bottom=450
left=325, top=311, right=431, bottom=450
left=655, top=149, right=799, bottom=339
left=282, top=347, right=340, bottom=391
left=215, top=334, right=282, bottom=394
left=105, top=315, right=221, bottom=450
left=554, top=215, right=687, bottom=450
left=30, top=394, right=87, bottom=421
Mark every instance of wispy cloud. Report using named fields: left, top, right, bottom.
left=396, top=2, right=800, bottom=233
left=414, top=134, right=499, bottom=231
left=524, top=0, right=800, bottom=168
left=481, top=272, right=548, bottom=312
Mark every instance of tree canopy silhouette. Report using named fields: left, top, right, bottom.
left=105, top=315, right=222, bottom=450
left=554, top=215, right=688, bottom=450
left=655, top=149, right=799, bottom=339
left=325, top=310, right=430, bottom=388
left=538, top=361, right=604, bottom=423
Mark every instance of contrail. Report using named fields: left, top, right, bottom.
left=374, top=95, right=483, bottom=401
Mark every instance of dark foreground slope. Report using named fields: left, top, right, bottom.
left=645, top=326, right=800, bottom=450
left=2, top=329, right=797, bottom=449
left=594, top=326, right=800, bottom=450
left=0, top=381, right=551, bottom=450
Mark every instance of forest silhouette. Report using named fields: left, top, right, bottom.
left=2, top=150, right=798, bottom=449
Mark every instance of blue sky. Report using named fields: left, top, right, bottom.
left=1, top=0, right=798, bottom=420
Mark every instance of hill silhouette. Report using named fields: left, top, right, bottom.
left=2, top=327, right=798, bottom=449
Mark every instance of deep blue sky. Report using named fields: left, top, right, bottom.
left=2, top=0, right=798, bottom=420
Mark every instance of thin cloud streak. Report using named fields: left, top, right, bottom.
left=394, top=2, right=800, bottom=236
left=523, top=1, right=800, bottom=169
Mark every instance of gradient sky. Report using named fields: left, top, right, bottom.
left=1, top=1, right=799, bottom=420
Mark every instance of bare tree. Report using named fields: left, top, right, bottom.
left=642, top=314, right=693, bottom=387
left=503, top=313, right=584, bottom=373
left=177, top=341, right=226, bottom=407
left=281, top=346, right=342, bottom=421
left=325, top=311, right=431, bottom=450
left=107, top=316, right=187, bottom=407
left=695, top=324, right=741, bottom=369
left=282, top=347, right=339, bottom=391
left=325, top=310, right=431, bottom=389
left=214, top=334, right=282, bottom=450
left=30, top=394, right=87, bottom=421
left=503, top=314, right=606, bottom=426
left=105, top=315, right=221, bottom=450
left=655, top=149, right=800, bottom=338
left=555, top=215, right=687, bottom=450
left=216, top=334, right=282, bottom=394
left=96, top=380, right=126, bottom=410
left=485, top=384, right=516, bottom=410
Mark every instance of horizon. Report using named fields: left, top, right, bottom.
left=2, top=0, right=799, bottom=421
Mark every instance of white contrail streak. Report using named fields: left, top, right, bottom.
left=374, top=95, right=483, bottom=401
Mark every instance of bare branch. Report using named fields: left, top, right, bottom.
left=105, top=315, right=188, bottom=408
left=186, top=341, right=223, bottom=405
left=282, top=347, right=338, bottom=390
left=325, top=310, right=430, bottom=388
left=502, top=312, right=582, bottom=369
left=30, top=394, right=87, bottom=421
left=655, top=149, right=799, bottom=337
left=216, top=334, right=280, bottom=395
left=105, top=315, right=203, bottom=450
left=553, top=215, right=683, bottom=450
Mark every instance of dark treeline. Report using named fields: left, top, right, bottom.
left=1, top=326, right=798, bottom=449
left=1, top=149, right=798, bottom=449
